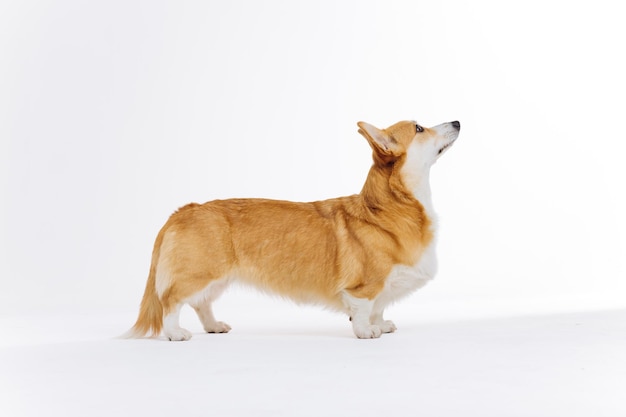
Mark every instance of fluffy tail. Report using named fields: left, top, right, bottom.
left=122, top=229, right=165, bottom=339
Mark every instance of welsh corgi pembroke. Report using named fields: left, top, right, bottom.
left=126, top=120, right=460, bottom=340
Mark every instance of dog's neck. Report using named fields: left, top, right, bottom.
left=398, top=162, right=436, bottom=222
left=361, top=163, right=436, bottom=222
left=409, top=170, right=434, bottom=217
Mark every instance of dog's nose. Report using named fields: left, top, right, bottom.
left=451, top=121, right=460, bottom=130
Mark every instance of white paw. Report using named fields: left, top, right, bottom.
left=354, top=324, right=383, bottom=339
left=165, top=327, right=193, bottom=341
left=378, top=320, right=397, bottom=333
left=205, top=321, right=231, bottom=334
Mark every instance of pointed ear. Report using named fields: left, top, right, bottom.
left=357, top=121, right=401, bottom=156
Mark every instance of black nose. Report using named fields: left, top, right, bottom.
left=451, top=121, right=460, bottom=130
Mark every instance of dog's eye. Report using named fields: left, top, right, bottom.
left=415, top=124, right=424, bottom=133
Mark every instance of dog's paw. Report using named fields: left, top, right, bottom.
left=165, top=327, right=193, bottom=341
left=378, top=320, right=397, bottom=333
left=354, top=324, right=383, bottom=339
left=205, top=321, right=232, bottom=334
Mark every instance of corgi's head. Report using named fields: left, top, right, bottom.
left=357, top=120, right=460, bottom=197
left=358, top=120, right=460, bottom=167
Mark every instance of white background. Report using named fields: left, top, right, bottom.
left=1, top=0, right=624, bottom=316
left=1, top=2, right=625, bottom=416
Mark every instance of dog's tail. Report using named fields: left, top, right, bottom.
left=121, top=229, right=165, bottom=339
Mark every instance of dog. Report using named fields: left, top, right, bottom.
left=125, top=119, right=460, bottom=340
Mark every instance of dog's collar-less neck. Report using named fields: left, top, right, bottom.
left=411, top=176, right=435, bottom=221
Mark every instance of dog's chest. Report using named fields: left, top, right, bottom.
left=383, top=244, right=438, bottom=299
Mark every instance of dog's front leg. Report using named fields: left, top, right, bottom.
left=370, top=296, right=397, bottom=334
left=342, top=292, right=382, bottom=339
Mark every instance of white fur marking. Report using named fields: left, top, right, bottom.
left=386, top=244, right=437, bottom=296
left=162, top=305, right=192, bottom=341
left=402, top=141, right=436, bottom=219
left=342, top=292, right=382, bottom=339
left=371, top=244, right=438, bottom=324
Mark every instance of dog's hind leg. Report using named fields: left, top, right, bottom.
left=162, top=303, right=192, bottom=341
left=157, top=271, right=194, bottom=341
left=190, top=278, right=231, bottom=334
left=193, top=302, right=231, bottom=334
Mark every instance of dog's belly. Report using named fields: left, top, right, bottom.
left=381, top=245, right=437, bottom=302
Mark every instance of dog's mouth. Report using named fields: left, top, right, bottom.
left=437, top=139, right=456, bottom=155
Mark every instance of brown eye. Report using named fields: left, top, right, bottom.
left=415, top=124, right=424, bottom=133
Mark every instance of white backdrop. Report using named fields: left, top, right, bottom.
left=1, top=0, right=624, bottom=317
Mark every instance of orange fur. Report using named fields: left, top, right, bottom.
left=126, top=119, right=459, bottom=340
left=124, top=227, right=165, bottom=337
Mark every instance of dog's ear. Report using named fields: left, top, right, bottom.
left=357, top=121, right=402, bottom=158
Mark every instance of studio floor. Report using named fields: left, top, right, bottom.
left=1, top=300, right=625, bottom=417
